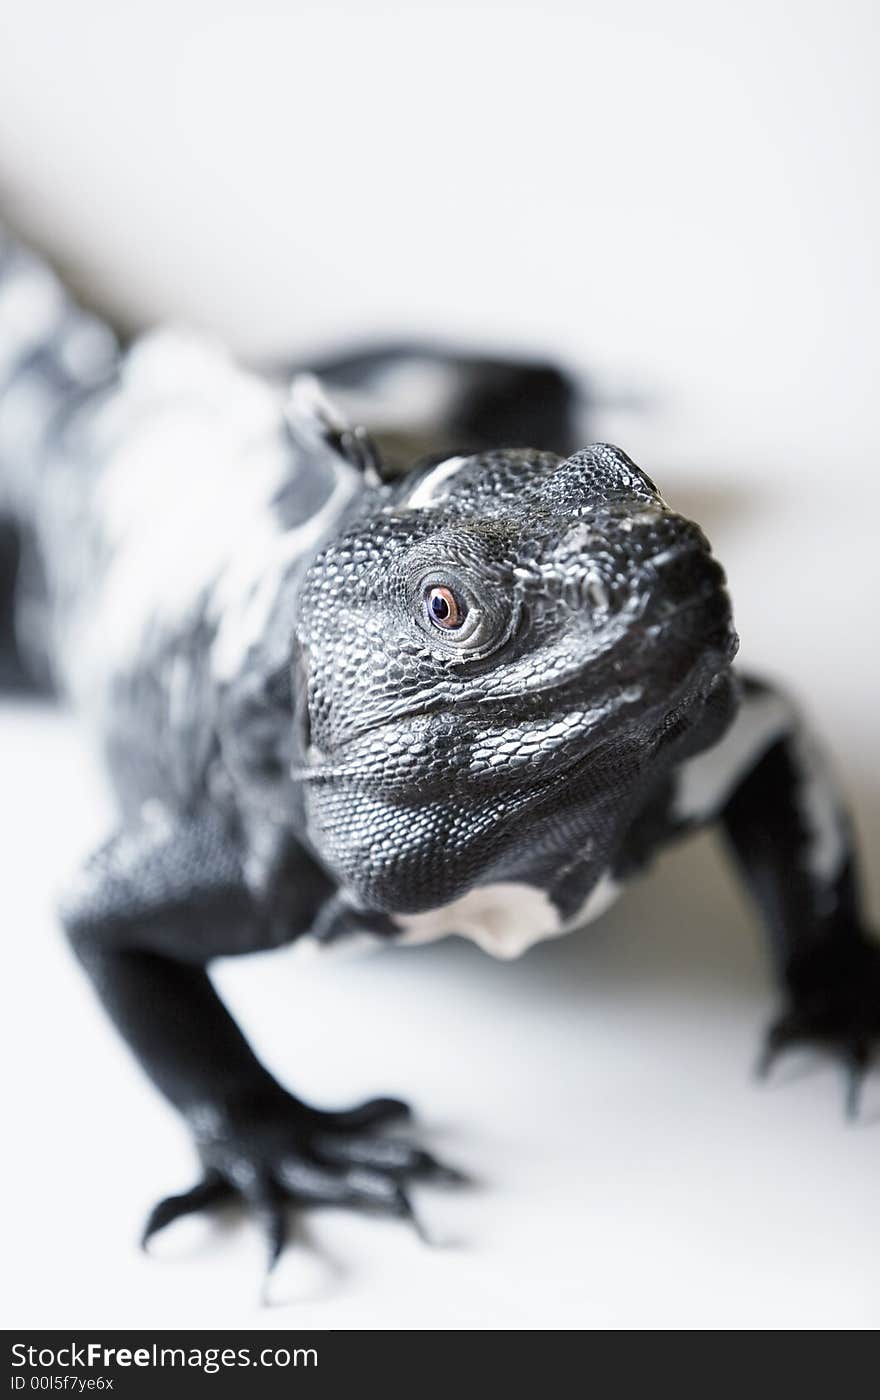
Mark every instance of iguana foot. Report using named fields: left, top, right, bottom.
left=142, top=1088, right=461, bottom=1272
left=758, top=930, right=880, bottom=1117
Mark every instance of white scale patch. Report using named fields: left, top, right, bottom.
left=674, top=688, right=792, bottom=823
left=395, top=873, right=621, bottom=960
left=210, top=465, right=357, bottom=683
left=674, top=684, right=846, bottom=884
left=790, top=730, right=847, bottom=884
left=406, top=454, right=469, bottom=509
left=66, top=332, right=358, bottom=699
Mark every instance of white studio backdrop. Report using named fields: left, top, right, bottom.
left=1, top=0, right=878, bottom=1329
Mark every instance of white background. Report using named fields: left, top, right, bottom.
left=1, top=0, right=879, bottom=1330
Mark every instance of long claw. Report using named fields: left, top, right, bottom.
left=760, top=1011, right=876, bottom=1120
left=246, top=1182, right=289, bottom=1276
left=844, top=1041, right=870, bottom=1121
left=389, top=1184, right=433, bottom=1246
left=755, top=1036, right=777, bottom=1081
left=407, top=1151, right=467, bottom=1186
left=756, top=1026, right=788, bottom=1081
left=756, top=1011, right=807, bottom=1081
left=138, top=1092, right=463, bottom=1290
left=141, top=1172, right=232, bottom=1250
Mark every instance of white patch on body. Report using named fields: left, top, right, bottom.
left=0, top=231, right=118, bottom=518
left=791, top=731, right=847, bottom=883
left=406, top=455, right=468, bottom=509
left=395, top=872, right=621, bottom=960
left=674, top=688, right=792, bottom=823
left=674, top=683, right=846, bottom=886
left=568, top=872, right=622, bottom=928
left=60, top=331, right=357, bottom=700
left=210, top=463, right=357, bottom=682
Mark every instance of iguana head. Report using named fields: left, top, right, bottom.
left=294, top=444, right=738, bottom=913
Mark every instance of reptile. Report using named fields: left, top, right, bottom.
left=1, top=224, right=878, bottom=1275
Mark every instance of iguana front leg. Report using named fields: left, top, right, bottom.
left=62, top=812, right=452, bottom=1271
left=710, top=680, right=880, bottom=1111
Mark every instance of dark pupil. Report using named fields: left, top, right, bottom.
left=431, top=593, right=451, bottom=621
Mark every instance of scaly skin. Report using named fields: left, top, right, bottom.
left=1, top=224, right=877, bottom=1278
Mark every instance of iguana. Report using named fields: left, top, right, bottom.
left=1, top=224, right=877, bottom=1275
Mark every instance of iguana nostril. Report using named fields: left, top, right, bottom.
left=648, top=543, right=722, bottom=592
left=630, top=543, right=730, bottom=640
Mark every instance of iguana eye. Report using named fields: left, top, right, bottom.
left=425, top=584, right=466, bottom=630
left=409, top=557, right=508, bottom=658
